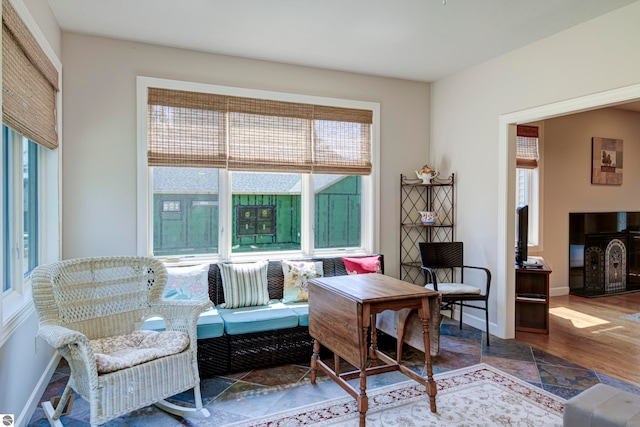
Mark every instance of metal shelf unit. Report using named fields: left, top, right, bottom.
left=399, top=173, right=455, bottom=285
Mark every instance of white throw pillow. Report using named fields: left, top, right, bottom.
left=163, top=263, right=210, bottom=301
left=281, top=260, right=324, bottom=303
left=219, top=260, right=270, bottom=308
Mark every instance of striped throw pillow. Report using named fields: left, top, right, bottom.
left=219, top=261, right=270, bottom=308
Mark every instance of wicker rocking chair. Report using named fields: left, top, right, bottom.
left=31, top=256, right=212, bottom=426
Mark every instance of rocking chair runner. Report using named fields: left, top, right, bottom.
left=31, top=256, right=212, bottom=426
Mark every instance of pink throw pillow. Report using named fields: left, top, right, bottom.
left=342, top=256, right=382, bottom=275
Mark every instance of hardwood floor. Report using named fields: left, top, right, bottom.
left=515, top=292, right=640, bottom=387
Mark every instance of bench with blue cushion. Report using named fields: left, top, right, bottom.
left=146, top=255, right=384, bottom=376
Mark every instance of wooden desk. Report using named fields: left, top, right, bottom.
left=515, top=257, right=552, bottom=334
left=308, top=273, right=439, bottom=426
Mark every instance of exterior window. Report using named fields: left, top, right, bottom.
left=232, top=172, right=300, bottom=253
left=152, top=167, right=219, bottom=257
left=314, top=174, right=361, bottom=249
left=139, top=78, right=379, bottom=260
left=3, top=126, right=40, bottom=292
left=515, top=125, right=540, bottom=248
left=237, top=207, right=275, bottom=236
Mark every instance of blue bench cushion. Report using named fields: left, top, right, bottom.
left=142, top=307, right=225, bottom=339
left=217, top=301, right=298, bottom=335
left=284, top=302, right=309, bottom=326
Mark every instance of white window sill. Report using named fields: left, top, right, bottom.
left=1, top=288, right=35, bottom=347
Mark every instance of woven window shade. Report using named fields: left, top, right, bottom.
left=147, top=87, right=373, bottom=174
left=147, top=88, right=227, bottom=168
left=228, top=97, right=313, bottom=172
left=313, top=106, right=372, bottom=175
left=2, top=0, right=59, bottom=149
left=516, top=125, right=539, bottom=169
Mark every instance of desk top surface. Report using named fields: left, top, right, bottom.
left=310, top=273, right=438, bottom=304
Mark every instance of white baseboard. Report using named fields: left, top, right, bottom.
left=17, top=353, right=61, bottom=427
left=445, top=306, right=493, bottom=338
left=550, top=286, right=570, bottom=297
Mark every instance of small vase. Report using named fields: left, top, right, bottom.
left=421, top=173, right=432, bottom=184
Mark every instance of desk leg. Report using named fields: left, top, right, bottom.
left=369, top=314, right=378, bottom=367
left=420, top=299, right=437, bottom=413
left=359, top=325, right=369, bottom=426
left=358, top=369, right=368, bottom=427
left=310, top=339, right=320, bottom=385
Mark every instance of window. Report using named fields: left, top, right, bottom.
left=1, top=0, right=60, bottom=342
left=237, top=206, right=275, bottom=237
left=516, top=125, right=540, bottom=248
left=152, top=167, right=219, bottom=257
left=231, top=171, right=300, bottom=253
left=138, top=77, right=379, bottom=260
left=2, top=126, right=40, bottom=294
left=314, top=174, right=361, bottom=249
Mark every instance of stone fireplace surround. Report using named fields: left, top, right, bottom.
left=569, top=211, right=640, bottom=297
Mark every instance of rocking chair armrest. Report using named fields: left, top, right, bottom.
left=148, top=300, right=213, bottom=334
left=38, top=323, right=91, bottom=350
left=151, top=300, right=212, bottom=317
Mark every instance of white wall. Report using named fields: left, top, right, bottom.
left=430, top=1, right=640, bottom=338
left=543, top=108, right=640, bottom=294
left=60, top=32, right=431, bottom=280
left=0, top=1, right=60, bottom=422
left=7, top=0, right=640, bottom=421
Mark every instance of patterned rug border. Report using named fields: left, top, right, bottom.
left=224, top=363, right=565, bottom=427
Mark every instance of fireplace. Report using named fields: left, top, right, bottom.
left=569, top=212, right=640, bottom=296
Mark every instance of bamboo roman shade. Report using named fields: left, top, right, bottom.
left=516, top=125, right=539, bottom=169
left=2, top=0, right=59, bottom=149
left=148, top=88, right=227, bottom=168
left=147, top=87, right=373, bottom=175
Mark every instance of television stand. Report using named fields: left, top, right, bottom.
left=515, top=257, right=551, bottom=334
left=519, top=258, right=543, bottom=268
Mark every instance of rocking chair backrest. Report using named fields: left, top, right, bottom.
left=32, top=256, right=167, bottom=340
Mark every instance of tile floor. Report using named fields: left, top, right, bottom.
left=28, top=318, right=640, bottom=426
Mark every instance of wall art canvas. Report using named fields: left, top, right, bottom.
left=592, top=137, right=623, bottom=185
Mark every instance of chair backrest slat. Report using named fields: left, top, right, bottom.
left=419, top=242, right=463, bottom=268
left=419, top=242, right=463, bottom=283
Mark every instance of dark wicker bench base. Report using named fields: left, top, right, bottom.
left=197, top=327, right=315, bottom=376
left=197, top=335, right=230, bottom=378
left=228, top=326, right=314, bottom=372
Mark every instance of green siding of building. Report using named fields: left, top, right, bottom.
left=153, top=176, right=360, bottom=255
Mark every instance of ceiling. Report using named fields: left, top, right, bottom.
left=47, top=0, right=640, bottom=83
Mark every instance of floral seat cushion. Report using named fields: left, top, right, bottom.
left=91, top=330, right=190, bottom=374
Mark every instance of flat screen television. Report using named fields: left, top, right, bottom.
left=516, top=205, right=529, bottom=266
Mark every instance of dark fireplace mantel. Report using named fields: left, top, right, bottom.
left=569, top=212, right=640, bottom=297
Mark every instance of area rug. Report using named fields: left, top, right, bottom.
left=226, top=363, right=565, bottom=426
left=621, top=312, right=640, bottom=323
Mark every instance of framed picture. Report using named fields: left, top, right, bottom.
left=591, top=137, right=623, bottom=185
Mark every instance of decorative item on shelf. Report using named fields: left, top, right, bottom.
left=419, top=210, right=439, bottom=225
left=415, top=164, right=439, bottom=184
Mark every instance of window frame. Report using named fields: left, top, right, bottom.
left=0, top=0, right=62, bottom=345
left=515, top=122, right=543, bottom=253
left=136, top=76, right=380, bottom=263
left=1, top=126, right=58, bottom=342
